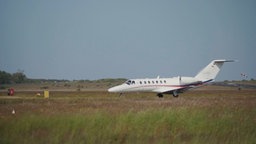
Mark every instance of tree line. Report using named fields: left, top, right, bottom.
left=0, top=70, right=27, bottom=84
left=0, top=70, right=127, bottom=85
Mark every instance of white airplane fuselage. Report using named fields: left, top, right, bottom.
left=108, top=59, right=234, bottom=97
left=109, top=77, right=203, bottom=92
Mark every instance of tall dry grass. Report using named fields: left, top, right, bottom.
left=0, top=90, right=256, bottom=144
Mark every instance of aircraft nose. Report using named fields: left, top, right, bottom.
left=108, top=87, right=114, bottom=92
left=108, top=87, right=117, bottom=92
left=108, top=86, right=121, bottom=93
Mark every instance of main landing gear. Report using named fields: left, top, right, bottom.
left=172, top=90, right=179, bottom=98
left=157, top=91, right=179, bottom=98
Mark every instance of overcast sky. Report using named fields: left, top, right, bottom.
left=0, top=0, right=255, bottom=80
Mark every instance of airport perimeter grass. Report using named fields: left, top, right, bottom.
left=0, top=90, right=256, bottom=144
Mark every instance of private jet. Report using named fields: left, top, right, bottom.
left=108, top=59, right=234, bottom=97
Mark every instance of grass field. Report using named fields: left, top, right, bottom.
left=0, top=87, right=256, bottom=144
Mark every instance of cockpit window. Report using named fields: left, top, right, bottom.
left=125, top=80, right=136, bottom=85
left=125, top=80, right=132, bottom=85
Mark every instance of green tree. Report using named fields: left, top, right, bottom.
left=12, top=70, right=27, bottom=83
left=0, top=71, right=12, bottom=84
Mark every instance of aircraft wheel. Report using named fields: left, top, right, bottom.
left=157, top=93, right=163, bottom=98
left=173, top=91, right=179, bottom=98
left=173, top=94, right=179, bottom=98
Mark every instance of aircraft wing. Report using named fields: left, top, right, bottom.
left=152, top=86, right=185, bottom=93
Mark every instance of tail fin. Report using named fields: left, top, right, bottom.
left=195, top=59, right=234, bottom=81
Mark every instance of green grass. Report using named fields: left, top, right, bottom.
left=0, top=90, right=256, bottom=144
left=0, top=107, right=255, bottom=144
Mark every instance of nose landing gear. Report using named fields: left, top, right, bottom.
left=157, top=93, right=163, bottom=98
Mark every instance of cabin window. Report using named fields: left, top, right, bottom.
left=156, top=81, right=158, bottom=84
left=132, top=81, right=135, bottom=84
left=140, top=81, right=142, bottom=84
left=152, top=81, right=154, bottom=84
left=160, top=80, right=162, bottom=84
left=164, top=80, right=166, bottom=83
left=144, top=81, right=147, bottom=84
left=148, top=81, right=150, bottom=84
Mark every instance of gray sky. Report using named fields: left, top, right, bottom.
left=0, top=0, right=255, bottom=80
